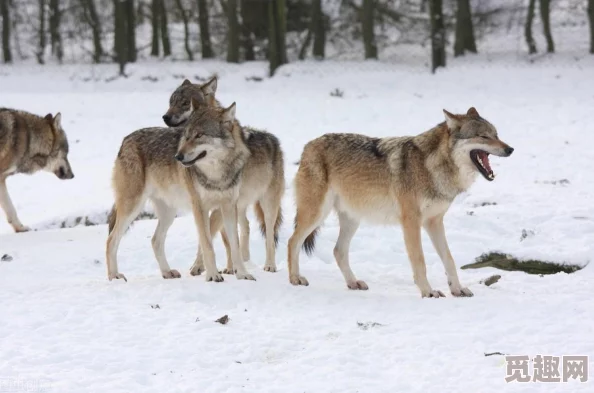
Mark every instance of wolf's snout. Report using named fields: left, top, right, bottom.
left=504, top=147, right=514, bottom=156
left=174, top=153, right=184, bottom=162
left=162, top=114, right=172, bottom=126
left=57, top=166, right=74, bottom=180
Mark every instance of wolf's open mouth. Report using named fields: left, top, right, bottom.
left=182, top=151, right=207, bottom=166
left=470, top=150, right=494, bottom=181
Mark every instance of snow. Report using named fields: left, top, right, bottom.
left=1, top=59, right=593, bottom=392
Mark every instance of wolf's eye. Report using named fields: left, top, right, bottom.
left=480, top=135, right=490, bottom=139
left=195, top=133, right=202, bottom=140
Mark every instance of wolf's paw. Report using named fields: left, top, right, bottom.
left=205, top=271, right=224, bottom=282
left=162, top=269, right=181, bottom=279
left=220, top=267, right=235, bottom=275
left=451, top=286, right=474, bottom=297
left=236, top=272, right=256, bottom=281
left=263, top=264, right=277, bottom=273
left=108, top=273, right=127, bottom=282
left=421, top=289, right=445, bottom=298
left=290, top=275, right=309, bottom=286
left=13, top=225, right=31, bottom=233
left=347, top=280, right=369, bottom=290
left=189, top=264, right=205, bottom=276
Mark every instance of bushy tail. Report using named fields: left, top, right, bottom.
left=302, top=226, right=319, bottom=256
left=107, top=205, right=117, bottom=234
left=254, top=202, right=283, bottom=247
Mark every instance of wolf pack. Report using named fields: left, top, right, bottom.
left=0, top=76, right=514, bottom=298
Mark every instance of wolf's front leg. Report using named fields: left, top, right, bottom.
left=0, top=178, right=30, bottom=233
left=424, top=215, right=473, bottom=297
left=401, top=211, right=445, bottom=298
left=191, top=201, right=223, bottom=283
left=221, top=203, right=255, bottom=281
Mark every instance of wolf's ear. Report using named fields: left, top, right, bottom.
left=44, top=113, right=53, bottom=123
left=443, top=109, right=462, bottom=131
left=53, top=112, right=62, bottom=128
left=466, top=107, right=480, bottom=118
left=222, top=102, right=236, bottom=123
left=190, top=96, right=205, bottom=112
left=182, top=79, right=192, bottom=86
left=201, top=76, right=217, bottom=96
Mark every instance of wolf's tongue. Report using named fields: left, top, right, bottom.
left=478, top=151, right=492, bottom=172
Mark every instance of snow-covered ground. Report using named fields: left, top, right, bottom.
left=0, top=59, right=593, bottom=392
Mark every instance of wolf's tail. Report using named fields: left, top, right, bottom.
left=254, top=202, right=283, bottom=247
left=107, top=205, right=117, bottom=234
left=301, top=226, right=319, bottom=256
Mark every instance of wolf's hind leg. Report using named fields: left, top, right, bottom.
left=151, top=199, right=181, bottom=279
left=335, top=211, right=366, bottom=290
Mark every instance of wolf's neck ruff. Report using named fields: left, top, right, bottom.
left=188, top=151, right=248, bottom=191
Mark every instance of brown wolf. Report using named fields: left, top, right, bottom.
left=165, top=77, right=285, bottom=275
left=0, top=108, right=74, bottom=232
left=287, top=107, right=514, bottom=298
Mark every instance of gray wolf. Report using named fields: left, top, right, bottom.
left=106, top=101, right=265, bottom=283
left=0, top=108, right=74, bottom=232
left=286, top=107, right=514, bottom=298
left=165, top=77, right=285, bottom=276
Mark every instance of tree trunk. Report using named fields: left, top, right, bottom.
left=1, top=0, right=11, bottom=63
left=197, top=0, right=214, bottom=58
left=227, top=0, right=239, bottom=62
left=362, top=0, right=377, bottom=59
left=428, top=0, right=446, bottom=73
left=37, top=0, right=46, bottom=64
left=49, top=0, right=63, bottom=62
left=174, top=0, right=193, bottom=60
left=539, top=0, right=554, bottom=53
left=268, top=0, right=287, bottom=76
left=240, top=0, right=254, bottom=60
left=80, top=0, right=103, bottom=63
left=150, top=0, right=159, bottom=56
left=525, top=0, right=537, bottom=54
left=311, top=0, right=325, bottom=59
left=113, top=0, right=127, bottom=75
left=589, top=0, right=594, bottom=54
left=158, top=0, right=171, bottom=57
left=125, top=0, right=136, bottom=62
left=453, top=0, right=476, bottom=56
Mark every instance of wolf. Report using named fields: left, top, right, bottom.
left=164, top=77, right=285, bottom=275
left=0, top=108, right=74, bottom=232
left=287, top=107, right=514, bottom=298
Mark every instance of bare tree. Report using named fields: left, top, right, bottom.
left=429, top=0, right=446, bottom=72
left=1, top=0, right=11, bottom=63
left=362, top=0, right=377, bottom=59
left=589, top=0, right=594, bottom=54
left=311, top=0, right=325, bottom=59
left=454, top=0, right=476, bottom=56
left=525, top=0, right=537, bottom=54
left=150, top=0, right=170, bottom=57
left=80, top=0, right=104, bottom=63
left=150, top=0, right=159, bottom=56
left=227, top=0, right=239, bottom=62
left=173, top=0, right=193, bottom=60
left=159, top=0, right=171, bottom=56
left=197, top=0, right=213, bottom=58
left=125, top=0, right=136, bottom=62
left=268, top=0, right=287, bottom=76
left=49, top=0, right=63, bottom=62
left=539, top=0, right=554, bottom=53
left=114, top=0, right=127, bottom=74
left=37, top=0, right=46, bottom=64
